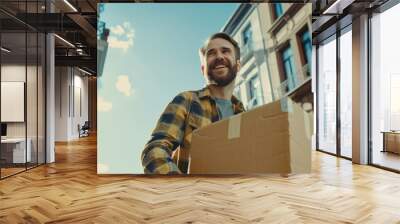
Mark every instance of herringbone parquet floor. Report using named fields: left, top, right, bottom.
left=1, top=134, right=400, bottom=223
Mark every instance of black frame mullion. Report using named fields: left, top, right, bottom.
left=72, top=68, right=75, bottom=119
left=315, top=44, right=319, bottom=152
left=336, top=22, right=341, bottom=157
left=25, top=0, right=28, bottom=172
left=367, top=10, right=373, bottom=166
left=69, top=70, right=71, bottom=118
left=44, top=12, right=47, bottom=165
left=36, top=0, right=39, bottom=168
left=0, top=21, right=2, bottom=179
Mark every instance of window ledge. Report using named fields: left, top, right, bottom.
left=286, top=76, right=312, bottom=102
left=268, top=4, right=305, bottom=36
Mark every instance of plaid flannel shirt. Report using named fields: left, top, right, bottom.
left=141, top=86, right=245, bottom=174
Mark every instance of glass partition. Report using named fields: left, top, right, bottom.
left=0, top=1, right=46, bottom=179
left=371, top=4, right=400, bottom=171
left=339, top=27, right=352, bottom=158
left=317, top=35, right=337, bottom=155
left=1, top=30, right=28, bottom=177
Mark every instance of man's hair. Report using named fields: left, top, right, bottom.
left=199, top=32, right=240, bottom=62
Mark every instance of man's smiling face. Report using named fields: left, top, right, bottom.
left=203, top=38, right=240, bottom=87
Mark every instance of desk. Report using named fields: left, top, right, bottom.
left=1, top=138, right=31, bottom=163
left=381, top=131, right=400, bottom=154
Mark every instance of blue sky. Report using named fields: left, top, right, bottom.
left=98, top=3, right=239, bottom=174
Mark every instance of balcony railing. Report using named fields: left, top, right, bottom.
left=275, top=79, right=289, bottom=99
left=274, top=63, right=311, bottom=99
left=303, top=63, right=311, bottom=77
left=247, top=97, right=259, bottom=110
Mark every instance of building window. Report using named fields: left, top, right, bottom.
left=298, top=27, right=312, bottom=76
left=247, top=75, right=263, bottom=110
left=280, top=45, right=297, bottom=92
left=233, top=86, right=241, bottom=102
left=242, top=24, right=252, bottom=45
left=241, top=24, right=253, bottom=61
left=273, top=3, right=284, bottom=20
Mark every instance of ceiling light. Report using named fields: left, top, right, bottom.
left=322, top=0, right=354, bottom=15
left=78, top=67, right=93, bottom=76
left=1, top=47, right=11, bottom=53
left=63, top=0, right=78, bottom=12
left=54, top=34, right=75, bottom=48
left=76, top=48, right=85, bottom=55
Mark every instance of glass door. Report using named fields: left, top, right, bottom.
left=1, top=30, right=28, bottom=178
left=370, top=3, right=400, bottom=171
left=317, top=35, right=337, bottom=155
left=339, top=26, right=352, bottom=159
left=0, top=0, right=47, bottom=179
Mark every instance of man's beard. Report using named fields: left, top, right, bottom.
left=207, top=58, right=237, bottom=87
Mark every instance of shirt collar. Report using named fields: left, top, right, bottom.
left=198, top=85, right=245, bottom=112
left=198, top=86, right=212, bottom=99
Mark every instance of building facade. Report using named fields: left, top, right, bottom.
left=222, top=4, right=274, bottom=111
left=259, top=3, right=312, bottom=105
left=222, top=3, right=312, bottom=110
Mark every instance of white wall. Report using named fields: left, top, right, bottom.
left=55, top=67, right=89, bottom=141
left=1, top=65, right=40, bottom=137
left=55, top=66, right=69, bottom=141
left=72, top=73, right=89, bottom=138
left=1, top=63, right=46, bottom=164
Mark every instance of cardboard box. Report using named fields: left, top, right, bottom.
left=188, top=98, right=312, bottom=174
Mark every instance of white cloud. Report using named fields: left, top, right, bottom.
left=108, top=22, right=135, bottom=52
left=110, top=25, right=125, bottom=36
left=108, top=37, right=133, bottom=52
left=115, top=75, right=133, bottom=97
left=98, top=96, right=113, bottom=112
left=123, top=21, right=130, bottom=29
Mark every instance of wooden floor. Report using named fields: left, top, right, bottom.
left=1, top=134, right=400, bottom=223
left=0, top=167, right=26, bottom=178
left=1, top=163, right=45, bottom=178
left=373, top=151, right=400, bottom=171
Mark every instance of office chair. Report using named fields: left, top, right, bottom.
left=79, top=121, right=90, bottom=138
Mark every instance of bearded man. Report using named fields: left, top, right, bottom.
left=141, top=32, right=245, bottom=174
